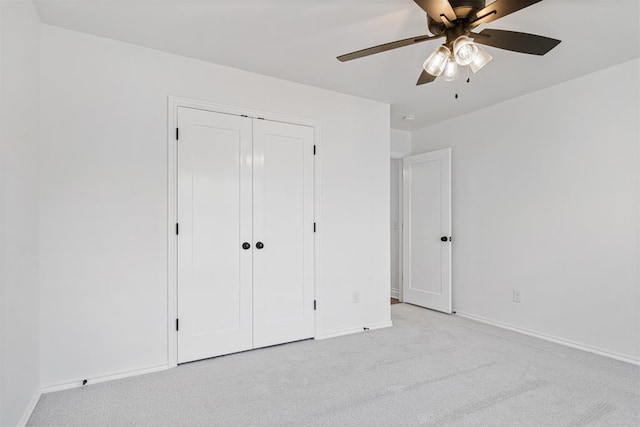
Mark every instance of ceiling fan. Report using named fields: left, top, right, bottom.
left=337, top=0, right=561, bottom=85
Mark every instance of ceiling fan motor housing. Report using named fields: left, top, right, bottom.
left=449, top=0, right=486, bottom=16
left=427, top=0, right=486, bottom=36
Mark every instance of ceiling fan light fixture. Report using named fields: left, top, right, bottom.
left=469, top=46, right=493, bottom=73
left=337, top=0, right=562, bottom=88
left=453, top=36, right=479, bottom=66
left=441, top=58, right=459, bottom=82
left=423, top=45, right=451, bottom=77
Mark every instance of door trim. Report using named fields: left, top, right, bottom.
left=167, top=96, right=322, bottom=368
left=390, top=152, right=406, bottom=301
left=389, top=158, right=404, bottom=302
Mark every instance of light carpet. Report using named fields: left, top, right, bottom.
left=29, top=304, right=640, bottom=426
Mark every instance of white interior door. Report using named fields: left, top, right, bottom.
left=252, top=120, right=315, bottom=348
left=177, top=107, right=253, bottom=363
left=402, top=148, right=452, bottom=313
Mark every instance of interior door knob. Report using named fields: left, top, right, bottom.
left=256, top=242, right=264, bottom=249
left=441, top=236, right=449, bottom=242
left=242, top=242, right=251, bottom=250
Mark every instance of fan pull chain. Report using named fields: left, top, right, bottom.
left=455, top=67, right=470, bottom=99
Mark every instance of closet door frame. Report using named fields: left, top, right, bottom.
left=166, top=96, right=321, bottom=368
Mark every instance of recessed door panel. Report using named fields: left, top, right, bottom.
left=177, top=107, right=253, bottom=363
left=409, top=160, right=442, bottom=295
left=252, top=120, right=315, bottom=348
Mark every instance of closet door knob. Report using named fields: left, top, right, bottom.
left=256, top=242, right=264, bottom=249
left=242, top=242, right=251, bottom=250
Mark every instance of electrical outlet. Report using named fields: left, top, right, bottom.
left=353, top=291, right=360, bottom=304
left=513, top=289, right=522, bottom=303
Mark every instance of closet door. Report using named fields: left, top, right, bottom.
left=252, top=120, right=315, bottom=348
left=177, top=107, right=253, bottom=363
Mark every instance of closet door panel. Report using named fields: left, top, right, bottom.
left=252, top=120, right=314, bottom=348
left=177, top=107, right=253, bottom=363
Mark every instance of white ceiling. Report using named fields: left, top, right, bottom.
left=35, top=0, right=639, bottom=131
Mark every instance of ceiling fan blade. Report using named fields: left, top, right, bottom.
left=417, top=70, right=437, bottom=85
left=413, top=0, right=457, bottom=23
left=471, top=29, right=560, bottom=55
left=337, top=34, right=441, bottom=62
left=470, top=0, right=543, bottom=27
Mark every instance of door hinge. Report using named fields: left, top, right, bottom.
left=313, top=222, right=316, bottom=233
left=176, top=319, right=179, bottom=331
left=313, top=300, right=317, bottom=310
left=176, top=128, right=179, bottom=140
left=176, top=223, right=179, bottom=235
left=313, top=145, right=316, bottom=155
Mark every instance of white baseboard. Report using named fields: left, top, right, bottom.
left=18, top=390, right=42, bottom=427
left=39, top=321, right=390, bottom=393
left=390, top=288, right=400, bottom=299
left=41, top=364, right=170, bottom=394
left=316, top=321, right=393, bottom=340
left=455, top=311, right=640, bottom=366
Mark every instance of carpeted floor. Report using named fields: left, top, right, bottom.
left=29, top=304, right=640, bottom=426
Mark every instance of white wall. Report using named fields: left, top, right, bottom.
left=390, top=129, right=411, bottom=157
left=412, top=59, right=640, bottom=362
left=0, top=0, right=41, bottom=424
left=39, top=25, right=391, bottom=389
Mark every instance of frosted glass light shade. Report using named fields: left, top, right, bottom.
left=442, top=59, right=459, bottom=81
left=469, top=46, right=493, bottom=73
left=423, top=45, right=451, bottom=77
left=453, top=36, right=478, bottom=66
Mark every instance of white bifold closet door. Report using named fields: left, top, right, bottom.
left=177, top=107, right=314, bottom=364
